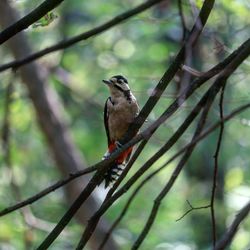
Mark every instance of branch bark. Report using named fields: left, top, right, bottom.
left=0, top=0, right=166, bottom=72
left=121, top=0, right=216, bottom=144
left=97, top=82, right=217, bottom=249
left=0, top=1, right=118, bottom=250
left=0, top=0, right=64, bottom=45
left=211, top=83, right=226, bottom=247
left=56, top=1, right=217, bottom=248
left=101, top=100, right=250, bottom=250
left=0, top=33, right=247, bottom=218
left=76, top=34, right=250, bottom=249
left=0, top=166, right=97, bottom=217
left=131, top=76, right=221, bottom=250
left=215, top=201, right=250, bottom=250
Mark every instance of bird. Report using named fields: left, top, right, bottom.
left=102, top=75, right=140, bottom=188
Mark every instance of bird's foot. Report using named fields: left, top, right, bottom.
left=115, top=140, right=123, bottom=149
left=102, top=150, right=110, bottom=160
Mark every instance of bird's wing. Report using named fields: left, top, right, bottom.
left=104, top=97, right=111, bottom=145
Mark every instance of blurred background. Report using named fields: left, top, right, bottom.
left=0, top=0, right=250, bottom=249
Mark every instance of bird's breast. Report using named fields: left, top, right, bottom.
left=108, top=98, right=138, bottom=141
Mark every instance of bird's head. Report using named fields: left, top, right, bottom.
left=103, top=75, right=130, bottom=97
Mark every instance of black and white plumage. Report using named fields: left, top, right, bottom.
left=102, top=75, right=140, bottom=188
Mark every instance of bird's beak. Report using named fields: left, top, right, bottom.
left=102, top=79, right=112, bottom=85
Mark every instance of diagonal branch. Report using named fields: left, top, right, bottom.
left=215, top=201, right=250, bottom=250
left=97, top=82, right=218, bottom=249
left=76, top=35, right=250, bottom=250
left=130, top=40, right=250, bottom=247
left=121, top=0, right=215, bottom=143
left=81, top=79, right=216, bottom=250
left=0, top=0, right=167, bottom=72
left=0, top=2, right=119, bottom=249
left=131, top=74, right=220, bottom=250
left=103, top=0, right=217, bottom=208
left=0, top=0, right=64, bottom=45
left=0, top=35, right=248, bottom=236
left=0, top=165, right=97, bottom=217
left=101, top=100, right=250, bottom=250
left=0, top=38, right=246, bottom=220
left=37, top=2, right=216, bottom=248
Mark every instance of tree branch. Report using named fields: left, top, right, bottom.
left=76, top=35, right=250, bottom=249
left=177, top=0, right=188, bottom=41
left=176, top=200, right=210, bottom=222
left=97, top=83, right=218, bottom=249
left=1, top=10, right=246, bottom=228
left=121, top=0, right=216, bottom=144
left=101, top=100, right=250, bottom=249
left=130, top=41, right=250, bottom=247
left=37, top=2, right=216, bottom=247
left=0, top=0, right=167, bottom=72
left=211, top=83, right=226, bottom=247
left=0, top=0, right=64, bottom=45
left=131, top=74, right=220, bottom=250
left=0, top=166, right=97, bottom=218
left=0, top=2, right=119, bottom=249
left=215, top=201, right=250, bottom=250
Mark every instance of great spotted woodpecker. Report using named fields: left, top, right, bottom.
left=102, top=75, right=140, bottom=188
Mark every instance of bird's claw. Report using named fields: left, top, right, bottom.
left=115, top=141, right=123, bottom=149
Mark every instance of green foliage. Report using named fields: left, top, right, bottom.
left=32, top=12, right=58, bottom=28
left=0, top=0, right=250, bottom=249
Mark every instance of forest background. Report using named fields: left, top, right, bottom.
left=0, top=0, right=250, bottom=249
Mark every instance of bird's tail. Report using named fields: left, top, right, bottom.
left=102, top=142, right=133, bottom=188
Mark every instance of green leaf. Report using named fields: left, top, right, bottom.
left=32, top=12, right=58, bottom=28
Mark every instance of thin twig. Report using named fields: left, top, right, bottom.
left=177, top=0, right=188, bottom=41
left=97, top=85, right=214, bottom=249
left=131, top=73, right=219, bottom=250
left=0, top=35, right=246, bottom=248
left=97, top=100, right=250, bottom=249
left=77, top=36, right=250, bottom=250
left=130, top=43, right=250, bottom=246
left=0, top=0, right=166, bottom=72
left=103, top=100, right=250, bottom=249
left=0, top=0, right=64, bottom=45
left=210, top=83, right=226, bottom=248
left=121, top=0, right=216, bottom=145
left=0, top=166, right=97, bottom=217
left=37, top=2, right=216, bottom=248
left=176, top=200, right=211, bottom=222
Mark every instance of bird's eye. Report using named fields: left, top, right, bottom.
left=117, top=80, right=124, bottom=84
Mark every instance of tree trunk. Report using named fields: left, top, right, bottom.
left=0, top=1, right=117, bottom=249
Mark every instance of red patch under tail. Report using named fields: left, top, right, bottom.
left=104, top=142, right=133, bottom=188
